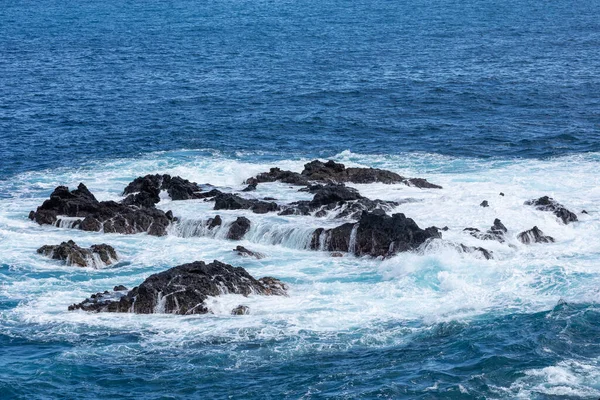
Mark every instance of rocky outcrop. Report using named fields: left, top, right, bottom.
left=214, top=193, right=279, bottom=214
left=227, top=217, right=251, bottom=240
left=464, top=219, right=507, bottom=243
left=459, top=244, right=493, bottom=260
left=234, top=245, right=265, bottom=259
left=231, top=305, right=250, bottom=315
left=246, top=160, right=441, bottom=188
left=310, top=210, right=441, bottom=257
left=29, top=184, right=172, bottom=236
left=207, top=215, right=222, bottom=230
left=517, top=226, right=555, bottom=244
left=68, top=260, right=288, bottom=314
left=123, top=174, right=203, bottom=201
left=525, top=196, right=578, bottom=224
left=280, top=184, right=397, bottom=219
left=37, top=240, right=118, bottom=268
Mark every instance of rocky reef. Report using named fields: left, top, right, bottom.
left=37, top=240, right=118, bottom=268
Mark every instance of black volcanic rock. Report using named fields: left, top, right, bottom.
left=227, top=217, right=251, bottom=240
left=214, top=193, right=279, bottom=214
left=525, top=196, right=578, bottom=224
left=310, top=211, right=441, bottom=257
left=37, top=240, right=118, bottom=267
left=517, top=226, right=555, bottom=244
left=234, top=245, right=265, bottom=259
left=246, top=160, right=441, bottom=188
left=29, top=183, right=171, bottom=236
left=232, top=305, right=250, bottom=315
left=123, top=174, right=204, bottom=201
left=280, top=184, right=397, bottom=219
left=459, top=244, right=493, bottom=260
left=68, top=260, right=287, bottom=314
left=207, top=215, right=222, bottom=230
left=464, top=219, right=507, bottom=243
left=480, top=200, right=489, bottom=208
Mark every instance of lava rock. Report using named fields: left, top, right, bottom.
left=459, top=244, right=493, bottom=260
left=227, top=217, right=251, bottom=240
left=517, top=226, right=555, bottom=244
left=37, top=240, right=118, bottom=267
left=214, top=194, right=279, bottom=214
left=29, top=184, right=172, bottom=236
left=310, top=211, right=441, bottom=257
left=464, top=218, right=507, bottom=242
left=207, top=215, right=222, bottom=229
left=242, top=183, right=257, bottom=192
left=480, top=200, right=489, bottom=207
left=525, top=196, right=578, bottom=224
left=113, top=285, right=128, bottom=291
left=69, top=260, right=287, bottom=314
left=231, top=305, right=250, bottom=315
left=234, top=245, right=265, bottom=259
left=123, top=174, right=204, bottom=201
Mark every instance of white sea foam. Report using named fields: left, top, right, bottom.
left=1, top=150, right=599, bottom=372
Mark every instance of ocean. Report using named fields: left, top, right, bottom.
left=1, top=0, right=600, bottom=398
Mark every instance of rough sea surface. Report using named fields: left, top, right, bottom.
left=1, top=0, right=600, bottom=399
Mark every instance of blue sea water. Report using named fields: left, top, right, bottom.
left=1, top=0, right=600, bottom=398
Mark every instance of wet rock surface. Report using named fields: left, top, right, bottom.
left=247, top=159, right=441, bottom=188
left=525, top=196, right=578, bottom=224
left=213, top=194, right=279, bottom=214
left=464, top=219, right=507, bottom=242
left=29, top=184, right=172, bottom=236
left=123, top=174, right=204, bottom=201
left=234, top=245, right=265, bottom=259
left=518, top=226, right=555, bottom=244
left=37, top=240, right=118, bottom=267
left=310, top=210, right=441, bottom=257
left=227, top=217, right=251, bottom=240
left=69, top=260, right=287, bottom=314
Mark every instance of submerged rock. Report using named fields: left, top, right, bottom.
left=246, top=160, right=441, bottom=188
left=37, top=240, right=118, bottom=268
left=525, top=196, right=578, bottom=224
left=459, top=244, right=493, bottom=260
left=69, top=260, right=287, bottom=314
left=464, top=218, right=507, bottom=243
left=231, top=305, right=250, bottom=315
left=517, top=226, right=555, bottom=244
left=480, top=200, right=489, bottom=207
left=234, top=245, right=265, bottom=259
left=227, top=217, right=251, bottom=240
left=213, top=193, right=279, bottom=214
left=29, top=184, right=172, bottom=236
left=310, top=211, right=441, bottom=257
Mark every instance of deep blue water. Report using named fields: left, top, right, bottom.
left=1, top=0, right=600, bottom=399
left=2, top=0, right=600, bottom=178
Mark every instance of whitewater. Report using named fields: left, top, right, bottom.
left=1, top=149, right=599, bottom=398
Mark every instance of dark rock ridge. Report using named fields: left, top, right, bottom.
left=123, top=174, right=204, bottom=202
left=227, top=217, right=251, bottom=240
left=310, top=210, right=441, bottom=257
left=517, top=226, right=555, bottom=244
left=280, top=184, right=397, bottom=219
left=459, top=244, right=493, bottom=260
left=29, top=184, right=172, bottom=236
left=69, top=260, right=287, bottom=314
left=37, top=240, right=117, bottom=268
left=214, top=193, right=279, bottom=214
left=246, top=160, right=441, bottom=188
left=234, top=245, right=265, bottom=259
left=464, top=219, right=507, bottom=243
left=525, top=196, right=578, bottom=224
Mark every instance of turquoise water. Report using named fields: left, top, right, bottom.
left=1, top=0, right=600, bottom=398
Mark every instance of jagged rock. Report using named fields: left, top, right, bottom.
left=280, top=184, right=397, bottom=219
left=517, top=226, right=555, bottom=244
left=464, top=219, right=507, bottom=242
left=214, top=193, right=279, bottom=214
left=37, top=240, right=118, bottom=267
left=331, top=252, right=344, bottom=257
left=242, top=183, right=257, bottom=192
left=459, top=244, right=493, bottom=260
left=68, top=260, right=287, bottom=314
left=310, top=211, right=441, bottom=257
left=246, top=160, right=441, bottom=188
left=480, top=200, right=489, bottom=207
left=525, top=196, right=578, bottom=224
left=113, top=285, right=128, bottom=291
left=123, top=174, right=203, bottom=201
left=231, top=305, right=250, bottom=315
left=227, top=217, right=251, bottom=240
left=499, top=192, right=505, bottom=196
left=29, top=184, right=172, bottom=236
left=582, top=210, right=588, bottom=214
left=234, top=245, right=265, bottom=259
left=207, top=215, right=222, bottom=229
left=195, top=189, right=223, bottom=199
